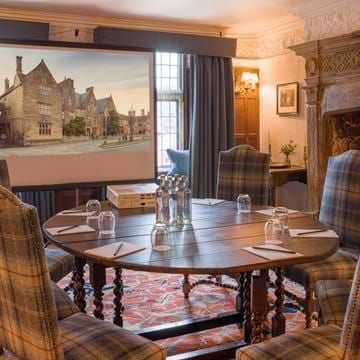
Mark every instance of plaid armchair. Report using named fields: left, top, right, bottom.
left=0, top=159, right=74, bottom=283
left=237, top=257, right=360, bottom=360
left=0, top=186, right=166, bottom=359
left=285, top=150, right=360, bottom=328
left=217, top=145, right=270, bottom=205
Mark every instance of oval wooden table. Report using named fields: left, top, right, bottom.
left=43, top=201, right=338, bottom=360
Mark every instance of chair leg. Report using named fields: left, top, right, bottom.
left=304, top=287, right=315, bottom=329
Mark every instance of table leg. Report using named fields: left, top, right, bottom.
left=251, top=270, right=268, bottom=344
left=74, top=257, right=86, bottom=313
left=113, top=267, right=124, bottom=327
left=89, top=263, right=106, bottom=320
left=272, top=267, right=286, bottom=336
left=243, top=272, right=252, bottom=343
left=236, top=273, right=245, bottom=322
left=182, top=274, right=191, bottom=299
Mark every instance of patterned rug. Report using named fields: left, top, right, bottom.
left=58, top=267, right=309, bottom=356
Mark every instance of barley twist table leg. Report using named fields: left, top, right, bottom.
left=90, top=263, right=106, bottom=320
left=272, top=267, right=286, bottom=336
left=251, top=270, right=268, bottom=344
left=236, top=273, right=245, bottom=322
left=113, top=267, right=124, bottom=326
left=243, top=272, right=252, bottom=343
left=74, top=257, right=86, bottom=313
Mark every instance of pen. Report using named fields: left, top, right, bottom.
left=57, top=224, right=79, bottom=234
left=113, top=242, right=123, bottom=257
left=252, top=246, right=296, bottom=254
left=62, top=210, right=84, bottom=214
left=296, top=228, right=328, bottom=236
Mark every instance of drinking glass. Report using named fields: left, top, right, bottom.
left=237, top=194, right=251, bottom=213
left=273, top=206, right=289, bottom=231
left=86, top=199, right=101, bottom=219
left=98, top=211, right=116, bottom=235
left=264, top=218, right=283, bottom=244
left=151, top=225, right=170, bottom=251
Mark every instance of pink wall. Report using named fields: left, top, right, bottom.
left=258, top=52, right=307, bottom=165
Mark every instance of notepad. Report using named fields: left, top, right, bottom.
left=243, top=245, right=303, bottom=260
left=289, top=229, right=339, bottom=238
left=256, top=209, right=299, bottom=216
left=47, top=225, right=96, bottom=236
left=58, top=210, right=96, bottom=217
left=84, top=241, right=146, bottom=260
left=192, top=198, right=226, bottom=206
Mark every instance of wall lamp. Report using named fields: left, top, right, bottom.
left=234, top=71, right=259, bottom=96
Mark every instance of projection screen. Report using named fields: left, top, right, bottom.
left=0, top=44, right=155, bottom=187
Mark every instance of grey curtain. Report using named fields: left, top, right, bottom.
left=189, top=55, right=234, bottom=198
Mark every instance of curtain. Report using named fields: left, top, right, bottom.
left=189, top=55, right=234, bottom=198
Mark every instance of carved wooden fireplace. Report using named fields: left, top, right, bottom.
left=290, top=32, right=360, bottom=211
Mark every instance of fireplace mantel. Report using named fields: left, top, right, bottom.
left=289, top=31, right=360, bottom=211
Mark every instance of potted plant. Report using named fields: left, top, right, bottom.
left=280, top=140, right=297, bottom=166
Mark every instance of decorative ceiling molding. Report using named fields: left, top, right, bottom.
left=231, top=18, right=304, bottom=59
left=0, top=6, right=225, bottom=37
left=303, top=3, right=360, bottom=41
left=232, top=1, right=360, bottom=59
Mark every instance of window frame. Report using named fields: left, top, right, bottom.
left=155, top=52, right=184, bottom=173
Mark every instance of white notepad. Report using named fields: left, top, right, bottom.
left=58, top=210, right=96, bottom=217
left=192, top=198, right=226, bottom=206
left=243, top=245, right=303, bottom=260
left=47, top=225, right=96, bottom=236
left=256, top=209, right=299, bottom=216
left=289, top=229, right=339, bottom=238
left=84, top=241, right=146, bottom=260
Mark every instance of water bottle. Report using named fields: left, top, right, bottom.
left=155, top=175, right=170, bottom=226
left=183, top=176, right=192, bottom=224
left=168, top=176, right=177, bottom=225
left=162, top=177, right=170, bottom=225
left=176, top=177, right=185, bottom=225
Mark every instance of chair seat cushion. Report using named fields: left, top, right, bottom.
left=50, top=281, right=79, bottom=320
left=284, top=249, right=356, bottom=288
left=315, top=279, right=351, bottom=327
left=236, top=325, right=342, bottom=360
left=46, top=246, right=75, bottom=283
left=59, top=313, right=166, bottom=360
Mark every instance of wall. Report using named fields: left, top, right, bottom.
left=258, top=52, right=306, bottom=165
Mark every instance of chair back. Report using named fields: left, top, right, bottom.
left=340, top=256, right=360, bottom=359
left=0, top=159, right=11, bottom=191
left=0, top=186, right=63, bottom=359
left=216, top=145, right=270, bottom=205
left=319, top=150, right=360, bottom=248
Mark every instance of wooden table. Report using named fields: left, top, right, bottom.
left=269, top=166, right=307, bottom=206
left=43, top=201, right=337, bottom=360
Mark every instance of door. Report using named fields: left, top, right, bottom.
left=233, top=67, right=260, bottom=149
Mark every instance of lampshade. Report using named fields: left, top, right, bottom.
left=241, top=72, right=259, bottom=84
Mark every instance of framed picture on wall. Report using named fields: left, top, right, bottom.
left=276, top=82, right=299, bottom=115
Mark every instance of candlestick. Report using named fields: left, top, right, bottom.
left=303, top=145, right=307, bottom=168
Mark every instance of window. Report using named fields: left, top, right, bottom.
left=39, top=85, right=50, bottom=96
left=39, top=122, right=51, bottom=135
left=156, top=52, right=184, bottom=171
left=38, top=103, right=51, bottom=116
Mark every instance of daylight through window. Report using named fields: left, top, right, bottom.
left=155, top=52, right=184, bottom=171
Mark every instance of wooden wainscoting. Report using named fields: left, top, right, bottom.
left=233, top=67, right=260, bottom=149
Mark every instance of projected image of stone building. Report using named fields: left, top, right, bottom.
left=0, top=56, right=150, bottom=147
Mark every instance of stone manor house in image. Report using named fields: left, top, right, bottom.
left=0, top=56, right=150, bottom=146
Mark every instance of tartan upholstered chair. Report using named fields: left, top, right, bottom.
left=0, top=159, right=74, bottom=283
left=0, top=186, right=166, bottom=360
left=0, top=159, right=11, bottom=190
left=285, top=150, right=360, bottom=328
left=236, top=256, right=360, bottom=360
left=217, top=145, right=270, bottom=205
left=182, top=145, right=270, bottom=298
